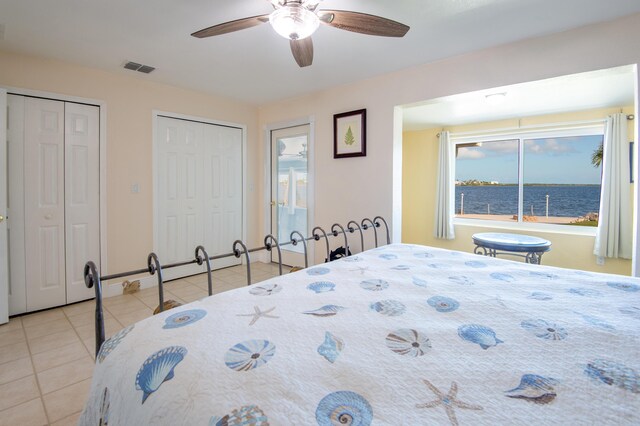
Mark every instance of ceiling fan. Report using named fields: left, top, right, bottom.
left=191, top=0, right=410, bottom=67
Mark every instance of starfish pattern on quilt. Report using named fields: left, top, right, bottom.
left=416, top=379, right=483, bottom=426
left=237, top=306, right=279, bottom=326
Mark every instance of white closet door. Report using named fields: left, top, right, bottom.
left=65, top=102, right=100, bottom=303
left=24, top=97, right=66, bottom=311
left=203, top=124, right=242, bottom=266
left=155, top=116, right=242, bottom=279
left=7, top=95, right=27, bottom=315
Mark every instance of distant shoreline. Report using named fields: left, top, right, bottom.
left=456, top=183, right=600, bottom=187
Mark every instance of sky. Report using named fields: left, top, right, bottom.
left=455, top=135, right=604, bottom=184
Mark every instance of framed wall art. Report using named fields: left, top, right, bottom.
left=334, top=108, right=366, bottom=158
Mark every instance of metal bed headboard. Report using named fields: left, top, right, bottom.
left=83, top=216, right=390, bottom=358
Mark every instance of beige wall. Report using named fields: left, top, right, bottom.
left=403, top=107, right=635, bottom=275
left=259, top=13, right=640, bottom=270
left=0, top=50, right=260, bottom=274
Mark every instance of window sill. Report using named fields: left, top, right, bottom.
left=453, top=217, right=597, bottom=237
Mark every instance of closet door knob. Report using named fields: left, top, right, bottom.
left=45, top=214, right=53, bottom=220
left=0, top=215, right=4, bottom=222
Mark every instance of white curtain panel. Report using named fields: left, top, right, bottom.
left=594, top=113, right=632, bottom=259
left=434, top=131, right=455, bottom=239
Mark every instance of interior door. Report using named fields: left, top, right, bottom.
left=0, top=89, right=8, bottom=324
left=24, top=97, right=67, bottom=311
left=271, top=124, right=310, bottom=267
left=65, top=102, right=100, bottom=303
left=155, top=116, right=242, bottom=280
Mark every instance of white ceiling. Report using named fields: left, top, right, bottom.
left=402, top=65, right=637, bottom=130
left=1, top=0, right=639, bottom=105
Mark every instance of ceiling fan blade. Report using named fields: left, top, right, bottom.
left=290, top=38, right=314, bottom=67
left=191, top=14, right=270, bottom=38
left=318, top=10, right=409, bottom=37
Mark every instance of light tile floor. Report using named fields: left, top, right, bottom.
left=0, top=262, right=283, bottom=426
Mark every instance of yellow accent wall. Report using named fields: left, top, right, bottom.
left=403, top=107, right=635, bottom=275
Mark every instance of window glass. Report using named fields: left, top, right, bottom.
left=455, top=139, right=519, bottom=221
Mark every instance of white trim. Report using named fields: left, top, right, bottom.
left=454, top=217, right=597, bottom=236
left=633, top=64, right=640, bottom=277
left=0, top=85, right=108, bottom=299
left=449, top=119, right=606, bottom=141
left=451, top=124, right=605, bottom=143
left=392, top=106, right=403, bottom=243
left=0, top=88, right=8, bottom=324
left=150, top=110, right=248, bottom=280
left=263, top=116, right=316, bottom=264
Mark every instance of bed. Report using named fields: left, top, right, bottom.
left=80, top=243, right=640, bottom=425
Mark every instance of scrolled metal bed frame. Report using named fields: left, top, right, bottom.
left=84, top=216, right=390, bottom=358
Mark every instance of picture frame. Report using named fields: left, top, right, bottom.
left=334, top=109, right=366, bottom=158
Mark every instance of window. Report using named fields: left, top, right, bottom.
left=454, top=126, right=603, bottom=227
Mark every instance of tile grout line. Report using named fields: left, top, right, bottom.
left=20, top=317, right=51, bottom=425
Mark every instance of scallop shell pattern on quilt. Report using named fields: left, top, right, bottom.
left=449, top=275, right=475, bottom=286
left=607, top=281, right=640, bottom=292
left=135, top=346, right=187, bottom=404
left=386, top=328, right=431, bottom=357
left=303, top=305, right=347, bottom=317
left=504, top=374, right=558, bottom=404
left=413, top=252, right=434, bottom=259
left=163, top=309, right=207, bottom=329
left=568, top=288, right=602, bottom=297
left=379, top=253, right=398, bottom=260
left=490, top=272, right=515, bottom=282
left=307, top=281, right=336, bottom=294
left=458, top=324, right=503, bottom=350
left=209, top=405, right=269, bottom=426
left=360, top=279, right=389, bottom=291
left=307, top=267, right=331, bottom=276
left=412, top=276, right=428, bottom=287
left=464, top=260, right=487, bottom=268
left=528, top=292, right=553, bottom=301
left=427, top=296, right=459, bottom=313
left=370, top=300, right=406, bottom=316
left=315, top=391, right=373, bottom=426
left=619, top=306, right=640, bottom=319
left=574, top=312, right=615, bottom=331
left=97, top=324, right=135, bottom=363
left=521, top=319, right=567, bottom=340
left=224, top=340, right=276, bottom=372
left=529, top=271, right=558, bottom=280
left=391, top=265, right=411, bottom=271
left=249, top=283, right=282, bottom=296
left=585, top=359, right=640, bottom=393
left=317, top=332, right=344, bottom=363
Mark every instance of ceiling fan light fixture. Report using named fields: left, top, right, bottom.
left=269, top=5, right=319, bottom=40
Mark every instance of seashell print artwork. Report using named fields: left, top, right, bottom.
left=224, top=340, right=276, bottom=372
left=521, top=319, right=568, bottom=340
left=209, top=405, right=269, bottom=426
left=135, top=346, right=187, bottom=404
left=607, top=281, right=640, bottom=292
left=427, top=296, right=459, bottom=313
left=307, top=267, right=331, bottom=276
left=504, top=374, right=558, bottom=404
left=303, top=305, right=347, bottom=317
left=369, top=300, right=406, bottom=316
left=315, top=391, right=373, bottom=426
left=163, top=309, right=207, bottom=329
left=307, top=281, right=336, bottom=294
left=585, top=359, right=640, bottom=393
left=386, top=328, right=431, bottom=357
left=97, top=324, right=135, bottom=363
left=317, top=332, right=344, bottom=363
left=360, top=279, right=389, bottom=291
left=458, top=324, right=503, bottom=350
left=249, top=283, right=282, bottom=296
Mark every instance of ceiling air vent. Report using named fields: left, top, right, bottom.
left=123, top=61, right=155, bottom=74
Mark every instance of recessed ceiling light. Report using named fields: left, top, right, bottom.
left=485, top=92, right=507, bottom=105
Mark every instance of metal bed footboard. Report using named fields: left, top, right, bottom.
left=84, top=216, right=390, bottom=358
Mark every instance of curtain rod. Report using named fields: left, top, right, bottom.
left=436, top=114, right=635, bottom=138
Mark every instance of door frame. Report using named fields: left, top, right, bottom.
left=151, top=110, right=248, bottom=281
left=263, top=116, right=315, bottom=265
left=1, top=86, right=107, bottom=308
left=0, top=89, right=7, bottom=323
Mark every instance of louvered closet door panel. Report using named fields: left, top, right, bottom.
left=24, top=98, right=66, bottom=311
left=65, top=102, right=100, bottom=304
